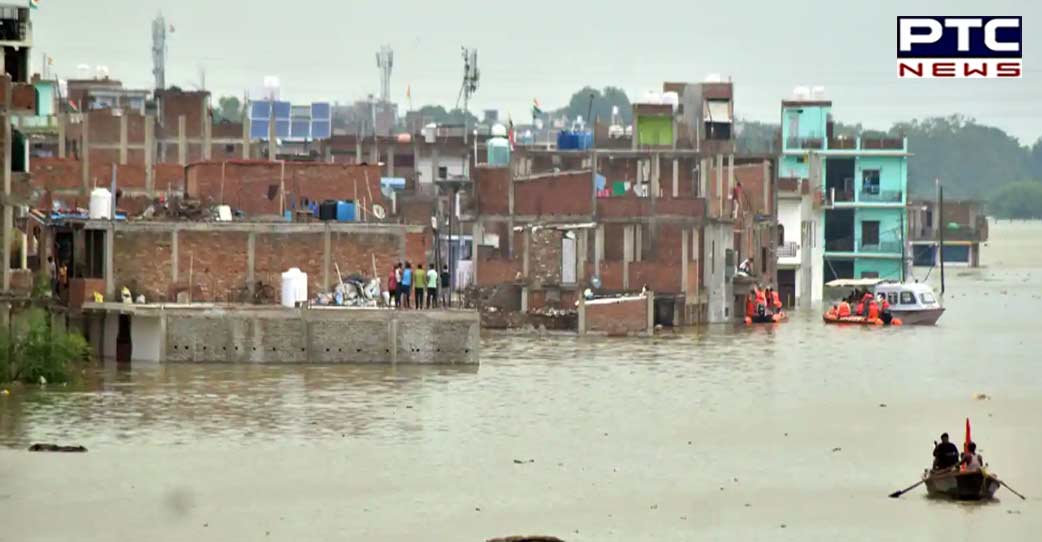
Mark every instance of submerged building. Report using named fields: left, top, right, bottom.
left=778, top=92, right=909, bottom=303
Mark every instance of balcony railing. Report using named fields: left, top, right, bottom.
left=777, top=242, right=799, bottom=258
left=859, top=240, right=903, bottom=254
left=912, top=225, right=985, bottom=242
left=823, top=136, right=908, bottom=152
left=859, top=189, right=903, bottom=203
left=786, top=137, right=824, bottom=150
left=825, top=239, right=854, bottom=252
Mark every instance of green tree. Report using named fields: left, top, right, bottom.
left=214, top=96, right=242, bottom=123
left=555, top=86, right=632, bottom=125
left=414, top=105, right=478, bottom=126
left=988, top=180, right=1042, bottom=219
left=0, top=308, right=90, bottom=384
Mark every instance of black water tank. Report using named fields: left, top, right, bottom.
left=318, top=200, right=338, bottom=221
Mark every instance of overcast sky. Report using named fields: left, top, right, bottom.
left=30, top=0, right=1040, bottom=143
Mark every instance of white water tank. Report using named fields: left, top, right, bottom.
left=280, top=268, right=309, bottom=308
left=215, top=205, right=232, bottom=222
left=89, top=188, right=112, bottom=219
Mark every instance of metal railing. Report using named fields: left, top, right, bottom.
left=825, top=239, right=855, bottom=252
left=859, top=189, right=903, bottom=203
left=785, top=137, right=824, bottom=150
left=777, top=242, right=799, bottom=258
left=859, top=240, right=903, bottom=254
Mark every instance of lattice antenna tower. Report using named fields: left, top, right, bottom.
left=376, top=45, right=393, bottom=103
left=152, top=12, right=167, bottom=91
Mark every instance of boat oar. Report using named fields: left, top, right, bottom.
left=1000, top=480, right=1027, bottom=500
left=889, top=479, right=925, bottom=498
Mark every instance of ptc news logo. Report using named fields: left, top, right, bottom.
left=898, top=16, right=1022, bottom=78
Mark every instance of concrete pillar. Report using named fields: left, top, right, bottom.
left=727, top=154, right=735, bottom=197
left=81, top=112, right=90, bottom=195
left=622, top=226, right=633, bottom=289
left=202, top=100, right=212, bottom=160
left=590, top=150, right=599, bottom=214
left=57, top=113, right=66, bottom=158
left=389, top=317, right=398, bottom=364
left=715, top=154, right=724, bottom=217
left=158, top=309, right=167, bottom=361
left=387, top=144, right=395, bottom=177
left=672, top=158, right=679, bottom=198
left=171, top=229, right=179, bottom=283
left=699, top=158, right=708, bottom=199
left=369, top=139, right=378, bottom=164
left=1, top=105, right=10, bottom=292
left=681, top=229, right=689, bottom=294
left=594, top=225, right=604, bottom=277
left=355, top=137, right=362, bottom=164
left=521, top=286, right=529, bottom=313
left=104, top=226, right=115, bottom=297
left=242, top=115, right=251, bottom=159
left=577, top=295, right=586, bottom=336
left=19, top=231, right=27, bottom=270
left=522, top=228, right=530, bottom=276
left=762, top=159, right=770, bottom=215
left=119, top=113, right=128, bottom=165
left=472, top=221, right=483, bottom=283
left=268, top=105, right=277, bottom=162
left=652, top=153, right=661, bottom=198
left=431, top=145, right=440, bottom=182
left=634, top=225, right=643, bottom=262
left=144, top=114, right=155, bottom=195
left=177, top=115, right=187, bottom=166
left=646, top=291, right=655, bottom=335
left=323, top=226, right=332, bottom=290
left=577, top=229, right=588, bottom=283
left=507, top=172, right=516, bottom=258
left=246, top=232, right=256, bottom=295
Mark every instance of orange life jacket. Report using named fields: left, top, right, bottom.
left=868, top=300, right=879, bottom=320
left=837, top=302, right=851, bottom=317
left=771, top=291, right=782, bottom=309
left=856, top=302, right=864, bottom=315
left=881, top=298, right=890, bottom=311
left=755, top=289, right=766, bottom=305
left=745, top=297, right=755, bottom=317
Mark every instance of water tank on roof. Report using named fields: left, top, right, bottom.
left=793, top=86, right=810, bottom=100
left=487, top=137, right=510, bottom=166
left=490, top=123, right=507, bottom=137
left=89, top=188, right=112, bottom=219
left=811, top=86, right=826, bottom=100
left=662, top=91, right=679, bottom=111
left=705, top=73, right=722, bottom=83
left=422, top=123, right=437, bottom=143
left=640, top=91, right=662, bottom=105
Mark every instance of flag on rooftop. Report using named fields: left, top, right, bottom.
left=532, top=98, right=542, bottom=117
left=29, top=0, right=40, bottom=9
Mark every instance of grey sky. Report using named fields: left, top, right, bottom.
left=32, top=0, right=1040, bottom=143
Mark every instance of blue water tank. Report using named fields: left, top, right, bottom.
left=557, top=130, right=592, bottom=150
left=336, top=200, right=356, bottom=222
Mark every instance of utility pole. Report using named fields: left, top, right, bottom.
left=152, top=12, right=167, bottom=91
left=937, top=180, right=945, bottom=296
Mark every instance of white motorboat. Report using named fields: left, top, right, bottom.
left=825, top=279, right=945, bottom=325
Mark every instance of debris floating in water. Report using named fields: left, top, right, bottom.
left=974, top=393, right=991, bottom=400
left=28, top=443, right=87, bottom=453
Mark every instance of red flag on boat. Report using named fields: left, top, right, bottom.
left=965, top=417, right=972, bottom=449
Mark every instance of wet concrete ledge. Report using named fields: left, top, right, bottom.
left=81, top=302, right=480, bottom=365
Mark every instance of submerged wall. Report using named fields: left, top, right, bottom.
left=88, top=303, right=480, bottom=365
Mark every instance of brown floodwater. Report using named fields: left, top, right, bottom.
left=1, top=220, right=1040, bottom=541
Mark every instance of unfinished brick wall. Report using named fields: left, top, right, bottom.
left=157, top=90, right=208, bottom=139
left=515, top=172, right=593, bottom=216
left=585, top=297, right=649, bottom=335
left=113, top=230, right=174, bottom=301
left=330, top=231, right=401, bottom=282
left=477, top=259, right=521, bottom=286
left=178, top=231, right=250, bottom=302
left=185, top=162, right=385, bottom=216
left=254, top=232, right=325, bottom=296
left=629, top=262, right=680, bottom=293
left=474, top=165, right=510, bottom=215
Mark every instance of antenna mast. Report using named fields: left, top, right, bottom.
left=456, top=46, right=479, bottom=144
left=152, top=12, right=167, bottom=91
left=376, top=45, right=393, bottom=103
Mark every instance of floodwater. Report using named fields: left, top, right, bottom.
left=2, top=221, right=1041, bottom=541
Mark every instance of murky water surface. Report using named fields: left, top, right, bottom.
left=2, top=221, right=1041, bottom=541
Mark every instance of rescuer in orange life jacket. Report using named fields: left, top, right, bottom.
left=754, top=286, right=768, bottom=317
left=746, top=287, right=756, bottom=318
left=867, top=295, right=880, bottom=320
left=770, top=287, right=782, bottom=311
left=837, top=298, right=852, bottom=318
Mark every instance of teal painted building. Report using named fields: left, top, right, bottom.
left=779, top=98, right=908, bottom=287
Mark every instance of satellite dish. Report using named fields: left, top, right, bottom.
left=372, top=204, right=386, bottom=220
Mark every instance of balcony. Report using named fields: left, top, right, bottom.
left=912, top=225, right=986, bottom=242
left=777, top=242, right=799, bottom=258
left=822, top=136, right=907, bottom=152
left=858, top=189, right=903, bottom=203
left=859, top=240, right=902, bottom=254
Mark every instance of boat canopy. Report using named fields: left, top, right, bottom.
left=825, top=278, right=883, bottom=288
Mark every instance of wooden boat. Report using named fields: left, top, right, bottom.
left=923, top=467, right=1001, bottom=500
